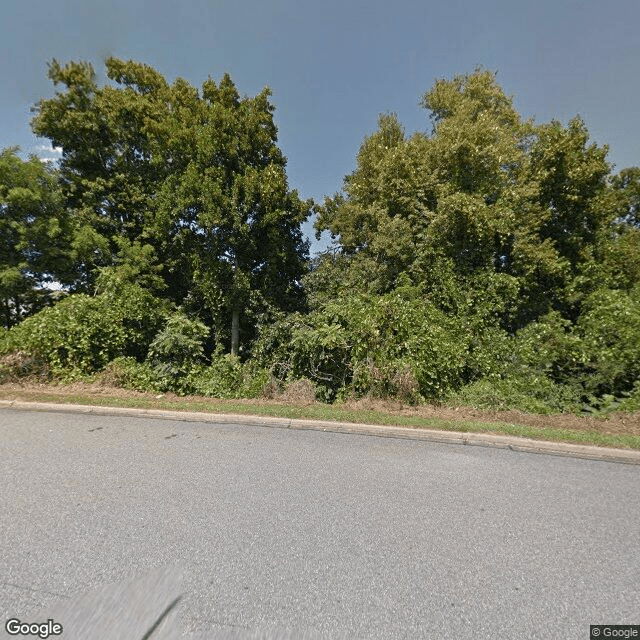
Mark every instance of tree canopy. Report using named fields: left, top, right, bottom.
left=316, top=70, right=618, bottom=330
left=0, top=148, right=73, bottom=328
left=2, top=65, right=639, bottom=414
left=31, top=57, right=311, bottom=353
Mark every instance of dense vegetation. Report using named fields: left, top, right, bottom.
left=2, top=61, right=639, bottom=415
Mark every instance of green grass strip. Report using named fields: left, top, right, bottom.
left=3, top=390, right=639, bottom=450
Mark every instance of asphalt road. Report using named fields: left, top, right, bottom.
left=1, top=408, right=638, bottom=639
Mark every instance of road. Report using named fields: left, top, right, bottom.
left=1, top=408, right=638, bottom=639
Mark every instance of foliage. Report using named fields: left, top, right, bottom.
left=574, top=287, right=640, bottom=395
left=101, top=349, right=270, bottom=399
left=3, top=285, right=166, bottom=375
left=303, top=68, right=640, bottom=412
left=447, top=376, right=581, bottom=415
left=255, top=279, right=480, bottom=402
left=147, top=311, right=209, bottom=390
left=448, top=289, right=640, bottom=414
left=1, top=65, right=638, bottom=415
left=610, top=167, right=640, bottom=228
left=185, top=355, right=270, bottom=398
left=0, top=148, right=74, bottom=328
left=31, top=58, right=312, bottom=353
left=98, top=356, right=162, bottom=392
left=506, top=312, right=582, bottom=385
left=4, top=294, right=126, bottom=374
left=616, top=381, right=640, bottom=413
left=315, top=69, right=612, bottom=332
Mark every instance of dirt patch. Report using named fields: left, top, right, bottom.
left=276, top=379, right=317, bottom=406
left=259, top=377, right=317, bottom=405
left=0, top=381, right=319, bottom=406
left=0, top=352, right=49, bottom=382
left=1, top=381, right=638, bottom=437
left=340, top=397, right=640, bottom=436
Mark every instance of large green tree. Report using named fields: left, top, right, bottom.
left=0, top=148, right=73, bottom=328
left=32, top=58, right=311, bottom=354
left=304, top=69, right=640, bottom=405
left=611, top=167, right=640, bottom=228
left=315, top=70, right=614, bottom=330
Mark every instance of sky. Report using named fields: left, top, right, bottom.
left=1, top=0, right=639, bottom=253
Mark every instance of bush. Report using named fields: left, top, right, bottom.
left=2, top=285, right=167, bottom=376
left=185, top=355, right=271, bottom=399
left=97, top=352, right=271, bottom=398
left=446, top=293, right=640, bottom=414
left=98, top=356, right=161, bottom=392
left=5, top=295, right=127, bottom=375
left=507, top=312, right=582, bottom=384
left=103, top=283, right=170, bottom=361
left=575, top=288, right=640, bottom=396
left=254, top=280, right=472, bottom=402
left=447, top=375, right=582, bottom=414
left=146, top=312, right=209, bottom=393
left=617, top=381, right=640, bottom=413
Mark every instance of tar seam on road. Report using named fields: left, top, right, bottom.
left=1, top=400, right=639, bottom=466
left=139, top=595, right=182, bottom=640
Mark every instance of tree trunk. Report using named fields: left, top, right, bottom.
left=231, top=305, right=240, bottom=357
left=2, top=297, right=10, bottom=329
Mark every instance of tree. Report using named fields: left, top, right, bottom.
left=315, top=69, right=614, bottom=330
left=31, top=58, right=311, bottom=354
left=0, top=148, right=73, bottom=328
left=610, top=167, right=640, bottom=228
left=150, top=73, right=310, bottom=355
left=316, top=71, right=531, bottom=302
left=582, top=166, right=640, bottom=294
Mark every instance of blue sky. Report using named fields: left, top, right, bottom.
left=2, top=0, right=639, bottom=253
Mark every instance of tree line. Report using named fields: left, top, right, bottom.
left=1, top=60, right=639, bottom=414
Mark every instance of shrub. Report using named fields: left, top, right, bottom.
left=508, top=312, right=582, bottom=384
left=185, top=355, right=271, bottom=399
left=103, top=283, right=170, bottom=361
left=5, top=294, right=127, bottom=374
left=147, top=312, right=209, bottom=393
left=575, top=288, right=640, bottom=395
left=447, top=375, right=582, bottom=414
left=2, top=285, right=167, bottom=376
left=253, top=280, right=471, bottom=402
left=617, top=381, right=640, bottom=413
left=98, top=356, right=161, bottom=392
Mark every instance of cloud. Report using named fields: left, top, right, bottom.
left=34, top=143, right=62, bottom=154
left=32, top=144, right=63, bottom=164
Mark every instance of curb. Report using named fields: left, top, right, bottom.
left=2, top=400, right=639, bottom=466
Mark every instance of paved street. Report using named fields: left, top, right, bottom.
left=1, top=408, right=638, bottom=639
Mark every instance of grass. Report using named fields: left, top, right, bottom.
left=2, top=387, right=639, bottom=450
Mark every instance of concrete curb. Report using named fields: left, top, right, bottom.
left=2, top=400, right=639, bottom=466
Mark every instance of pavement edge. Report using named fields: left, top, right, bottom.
left=1, top=399, right=639, bottom=465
